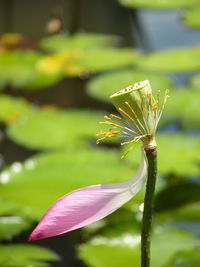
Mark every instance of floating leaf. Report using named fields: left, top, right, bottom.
left=39, top=33, right=119, bottom=52
left=77, top=48, right=140, bottom=72
left=161, top=88, right=200, bottom=129
left=0, top=94, right=32, bottom=124
left=166, top=247, right=200, bottom=267
left=0, top=50, right=62, bottom=91
left=123, top=134, right=200, bottom=176
left=37, top=50, right=85, bottom=76
left=155, top=181, right=200, bottom=212
left=86, top=69, right=173, bottom=102
left=0, top=244, right=59, bottom=266
left=137, top=46, right=200, bottom=72
left=183, top=7, right=200, bottom=28
left=189, top=72, right=200, bottom=88
left=7, top=108, right=104, bottom=150
left=0, top=199, right=27, bottom=217
left=156, top=202, right=200, bottom=222
left=79, top=227, right=199, bottom=267
left=0, top=216, right=31, bottom=241
left=38, top=48, right=140, bottom=76
left=0, top=148, right=134, bottom=219
left=118, top=0, right=200, bottom=9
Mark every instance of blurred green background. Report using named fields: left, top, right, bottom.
left=0, top=0, right=200, bottom=266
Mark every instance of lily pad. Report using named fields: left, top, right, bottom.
left=38, top=48, right=140, bottom=76
left=189, top=72, right=200, bottom=88
left=155, top=181, right=200, bottom=212
left=0, top=244, right=59, bottom=266
left=39, top=33, right=119, bottom=52
left=76, top=48, right=140, bottom=73
left=0, top=50, right=62, bottom=91
left=7, top=108, right=104, bottom=150
left=156, top=202, right=200, bottom=222
left=166, top=247, right=200, bottom=267
left=0, top=147, right=134, bottom=219
left=86, top=69, right=173, bottom=102
left=118, top=0, right=200, bottom=9
left=161, top=88, right=200, bottom=129
left=79, top=227, right=199, bottom=267
left=123, top=134, right=200, bottom=176
left=183, top=7, right=200, bottom=28
left=0, top=94, right=32, bottom=124
left=137, top=46, right=200, bottom=72
left=0, top=216, right=31, bottom=241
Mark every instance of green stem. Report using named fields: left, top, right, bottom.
left=141, top=148, right=157, bottom=267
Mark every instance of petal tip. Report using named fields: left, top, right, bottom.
left=28, top=229, right=45, bottom=241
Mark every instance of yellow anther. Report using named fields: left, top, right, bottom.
left=125, top=101, right=138, bottom=119
left=118, top=107, right=134, bottom=121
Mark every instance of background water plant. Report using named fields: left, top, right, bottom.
left=0, top=1, right=200, bottom=266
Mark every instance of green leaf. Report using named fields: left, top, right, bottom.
left=86, top=69, right=173, bottom=102
left=0, top=244, right=59, bottom=267
left=189, top=73, right=200, bottom=88
left=0, top=216, right=31, bottom=241
left=156, top=202, right=200, bottom=222
left=77, top=48, right=140, bottom=72
left=183, top=7, right=200, bottom=28
left=0, top=147, right=134, bottom=219
left=123, top=134, right=200, bottom=176
left=166, top=247, right=200, bottom=267
left=137, top=46, right=200, bottom=72
left=0, top=50, right=62, bottom=91
left=7, top=108, right=104, bottom=150
left=79, top=227, right=199, bottom=267
left=0, top=94, right=32, bottom=124
left=39, top=33, right=119, bottom=52
left=154, top=181, right=200, bottom=212
left=161, top=88, right=200, bottom=129
left=118, top=0, right=200, bottom=9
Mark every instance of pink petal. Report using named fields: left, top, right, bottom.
left=29, top=149, right=147, bottom=240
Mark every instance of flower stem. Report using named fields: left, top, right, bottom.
left=141, top=147, right=157, bottom=267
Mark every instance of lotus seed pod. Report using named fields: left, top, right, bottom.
left=110, top=80, right=152, bottom=134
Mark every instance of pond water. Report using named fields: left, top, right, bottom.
left=1, top=2, right=200, bottom=267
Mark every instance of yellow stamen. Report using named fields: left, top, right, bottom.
left=99, top=121, right=124, bottom=128
left=125, top=101, right=138, bottom=119
left=110, top=114, right=122, bottom=120
left=121, top=139, right=136, bottom=146
left=118, top=107, right=134, bottom=121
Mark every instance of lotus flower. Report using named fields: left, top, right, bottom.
left=29, top=80, right=167, bottom=241
left=29, top=148, right=147, bottom=240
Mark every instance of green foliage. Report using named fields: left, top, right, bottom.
left=0, top=50, right=62, bottom=91
left=79, top=227, right=199, bottom=267
left=183, top=7, right=200, bottom=28
left=189, top=73, right=200, bottom=88
left=39, top=33, right=119, bottom=52
left=161, top=88, right=200, bottom=129
left=156, top=203, right=200, bottom=222
left=155, top=181, right=200, bottom=212
left=86, top=69, right=173, bottom=102
left=0, top=94, right=32, bottom=124
left=0, top=147, right=134, bottom=219
left=166, top=247, right=200, bottom=267
left=0, top=244, right=59, bottom=266
left=118, top=0, right=200, bottom=9
left=76, top=48, right=140, bottom=72
left=0, top=216, right=31, bottom=241
left=7, top=108, right=104, bottom=150
left=123, top=134, right=200, bottom=176
left=137, top=46, right=200, bottom=72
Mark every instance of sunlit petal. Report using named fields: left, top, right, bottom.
left=29, top=148, right=147, bottom=241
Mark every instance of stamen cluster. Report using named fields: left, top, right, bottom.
left=96, top=80, right=169, bottom=155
